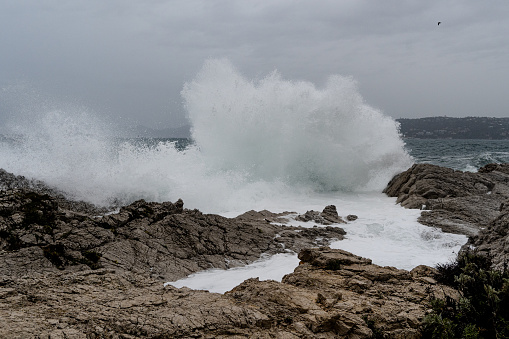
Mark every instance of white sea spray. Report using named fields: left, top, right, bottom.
left=182, top=59, right=412, bottom=192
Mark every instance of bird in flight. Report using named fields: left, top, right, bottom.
left=438, top=22, right=441, bottom=25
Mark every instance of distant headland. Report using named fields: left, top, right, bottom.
left=130, top=117, right=509, bottom=140
left=397, top=116, right=509, bottom=139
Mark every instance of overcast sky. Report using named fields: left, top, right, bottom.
left=1, top=0, right=508, bottom=129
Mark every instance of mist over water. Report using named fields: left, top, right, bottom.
left=0, top=59, right=412, bottom=213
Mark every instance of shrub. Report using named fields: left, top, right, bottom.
left=422, top=249, right=509, bottom=338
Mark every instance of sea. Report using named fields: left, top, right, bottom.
left=1, top=60, right=509, bottom=293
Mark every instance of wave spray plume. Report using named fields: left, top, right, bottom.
left=183, top=59, right=412, bottom=192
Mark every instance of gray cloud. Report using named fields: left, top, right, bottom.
left=1, top=0, right=508, bottom=129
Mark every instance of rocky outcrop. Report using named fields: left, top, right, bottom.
left=0, top=268, right=273, bottom=338
left=229, top=247, right=458, bottom=338
left=0, top=168, right=109, bottom=215
left=0, top=187, right=347, bottom=282
left=296, top=205, right=346, bottom=225
left=470, top=199, right=509, bottom=270
left=13, top=164, right=509, bottom=337
left=384, top=163, right=509, bottom=269
left=384, top=163, right=509, bottom=236
left=0, top=248, right=456, bottom=338
left=383, top=164, right=496, bottom=210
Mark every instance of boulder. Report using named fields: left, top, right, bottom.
left=296, top=205, right=346, bottom=225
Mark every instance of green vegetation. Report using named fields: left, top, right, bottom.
left=422, top=249, right=509, bottom=338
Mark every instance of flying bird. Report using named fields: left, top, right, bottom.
left=438, top=22, right=441, bottom=25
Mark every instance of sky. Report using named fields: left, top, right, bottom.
left=1, top=0, right=508, bottom=130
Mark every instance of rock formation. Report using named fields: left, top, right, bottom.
left=296, top=205, right=346, bottom=225
left=0, top=247, right=457, bottom=338
left=4, top=163, right=509, bottom=337
left=384, top=163, right=509, bottom=269
left=0, top=187, right=346, bottom=282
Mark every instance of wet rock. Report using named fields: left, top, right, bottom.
left=0, top=169, right=109, bottom=215
left=384, top=162, right=509, bottom=270
left=296, top=205, right=346, bottom=225
left=0, top=167, right=469, bottom=337
left=298, top=247, right=372, bottom=269
left=0, top=168, right=347, bottom=281
left=384, top=163, right=509, bottom=235
left=346, top=214, right=358, bottom=221
left=384, top=164, right=496, bottom=209
left=471, top=200, right=509, bottom=270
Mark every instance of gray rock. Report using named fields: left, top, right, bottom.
left=384, top=162, right=509, bottom=270
left=0, top=169, right=347, bottom=281
left=346, top=214, right=358, bottom=221
left=296, top=205, right=346, bottom=225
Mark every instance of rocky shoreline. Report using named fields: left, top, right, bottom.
left=384, top=163, right=509, bottom=270
left=1, top=164, right=509, bottom=338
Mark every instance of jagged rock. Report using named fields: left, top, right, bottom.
left=235, top=210, right=346, bottom=252
left=478, top=163, right=509, bottom=175
left=384, top=163, right=495, bottom=209
left=0, top=169, right=109, bottom=215
left=0, top=168, right=347, bottom=281
left=321, top=205, right=345, bottom=224
left=1, top=166, right=498, bottom=337
left=298, top=247, right=372, bottom=268
left=384, top=163, right=509, bottom=236
left=235, top=209, right=295, bottom=224
left=384, top=162, right=509, bottom=270
left=296, top=205, right=346, bottom=225
left=0, top=268, right=274, bottom=338
left=227, top=248, right=458, bottom=338
left=471, top=201, right=509, bottom=270
left=0, top=248, right=457, bottom=338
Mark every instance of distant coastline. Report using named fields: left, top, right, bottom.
left=397, top=117, right=509, bottom=139
left=130, top=117, right=509, bottom=140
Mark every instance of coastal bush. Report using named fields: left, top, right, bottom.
left=422, top=249, right=509, bottom=338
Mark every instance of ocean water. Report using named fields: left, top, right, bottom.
left=404, top=138, right=509, bottom=172
left=1, top=59, right=506, bottom=293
